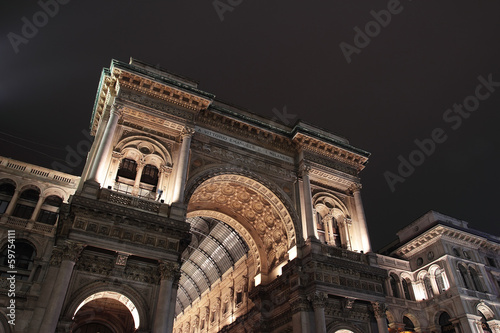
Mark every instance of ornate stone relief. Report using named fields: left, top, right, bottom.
left=189, top=181, right=291, bottom=270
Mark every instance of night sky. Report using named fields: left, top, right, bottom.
left=1, top=1, right=499, bottom=251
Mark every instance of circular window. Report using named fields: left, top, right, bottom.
left=417, top=257, right=423, bottom=266
left=463, top=250, right=470, bottom=259
left=427, top=251, right=434, bottom=260
left=452, top=248, right=461, bottom=257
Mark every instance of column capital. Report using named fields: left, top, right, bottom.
left=111, top=103, right=125, bottom=116
left=309, top=292, right=328, bottom=309
left=158, top=261, right=180, bottom=281
left=371, top=301, right=387, bottom=319
left=62, top=241, right=86, bottom=262
left=181, top=127, right=196, bottom=138
left=298, top=163, right=311, bottom=177
left=160, top=165, right=173, bottom=175
left=50, top=241, right=85, bottom=266
left=289, top=296, right=310, bottom=314
left=111, top=151, right=124, bottom=159
left=348, top=183, right=362, bottom=194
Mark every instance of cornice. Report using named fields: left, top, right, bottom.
left=114, top=70, right=211, bottom=112
left=394, top=225, right=500, bottom=258
left=295, top=134, right=369, bottom=173
left=197, top=109, right=296, bottom=154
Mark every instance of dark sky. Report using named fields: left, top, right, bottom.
left=1, top=1, right=499, bottom=251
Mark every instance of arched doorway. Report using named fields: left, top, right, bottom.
left=439, top=312, right=456, bottom=333
left=403, top=316, right=416, bottom=332
left=71, top=291, right=139, bottom=333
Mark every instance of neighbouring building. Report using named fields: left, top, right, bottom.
left=0, top=58, right=498, bottom=333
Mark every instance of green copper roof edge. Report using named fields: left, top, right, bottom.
left=110, top=59, right=216, bottom=99
left=89, top=67, right=111, bottom=132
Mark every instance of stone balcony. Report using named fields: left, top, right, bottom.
left=0, top=214, right=56, bottom=236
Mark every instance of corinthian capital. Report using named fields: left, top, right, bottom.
left=111, top=103, right=125, bottom=116
left=348, top=183, right=362, bottom=194
left=371, top=301, right=387, bottom=319
left=298, top=163, right=311, bottom=177
left=181, top=127, right=196, bottom=138
left=308, top=292, right=327, bottom=309
left=61, top=241, right=86, bottom=262
left=158, top=261, right=180, bottom=281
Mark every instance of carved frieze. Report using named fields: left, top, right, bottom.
left=190, top=140, right=295, bottom=180
left=72, top=216, right=177, bottom=251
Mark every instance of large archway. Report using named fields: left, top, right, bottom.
left=174, top=173, right=298, bottom=332
left=187, top=174, right=297, bottom=276
left=70, top=291, right=140, bottom=333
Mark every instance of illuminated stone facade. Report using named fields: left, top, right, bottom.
left=0, top=59, right=498, bottom=333
left=376, top=211, right=500, bottom=333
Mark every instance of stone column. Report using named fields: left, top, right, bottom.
left=87, top=104, right=123, bottom=185
left=171, top=127, right=194, bottom=204
left=372, top=302, right=389, bottom=333
left=298, top=163, right=316, bottom=240
left=290, top=296, right=311, bottom=333
left=39, top=241, right=85, bottom=333
left=324, top=214, right=335, bottom=245
left=30, top=194, right=44, bottom=221
left=311, top=292, right=327, bottom=333
left=4, top=189, right=20, bottom=216
left=153, top=261, right=180, bottom=333
left=338, top=218, right=352, bottom=250
left=166, top=275, right=181, bottom=332
left=104, top=151, right=123, bottom=190
left=132, top=161, right=145, bottom=196
left=349, top=184, right=372, bottom=253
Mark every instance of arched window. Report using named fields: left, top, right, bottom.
left=479, top=313, right=492, bottom=332
left=13, top=188, right=40, bottom=219
left=1, top=241, right=36, bottom=280
left=439, top=312, right=455, bottom=332
left=116, top=158, right=137, bottom=181
left=458, top=264, right=470, bottom=289
left=0, top=182, right=15, bottom=214
left=140, top=164, right=158, bottom=185
left=403, top=316, right=415, bottom=332
left=424, top=275, right=434, bottom=299
left=435, top=270, right=446, bottom=293
left=402, top=278, right=413, bottom=300
left=469, top=267, right=483, bottom=292
left=37, top=195, right=63, bottom=225
left=389, top=274, right=400, bottom=298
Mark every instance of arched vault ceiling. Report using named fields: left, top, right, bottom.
left=188, top=177, right=295, bottom=273
left=176, top=216, right=249, bottom=317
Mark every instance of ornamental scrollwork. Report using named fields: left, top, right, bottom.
left=158, top=261, right=180, bottom=281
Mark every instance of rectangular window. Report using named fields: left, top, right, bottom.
left=13, top=204, right=34, bottom=219
left=0, top=200, right=9, bottom=214
left=236, top=291, right=243, bottom=304
left=37, top=210, right=58, bottom=225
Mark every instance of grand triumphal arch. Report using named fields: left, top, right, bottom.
left=2, top=58, right=390, bottom=333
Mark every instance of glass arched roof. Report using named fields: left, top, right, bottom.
left=175, top=216, right=249, bottom=316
